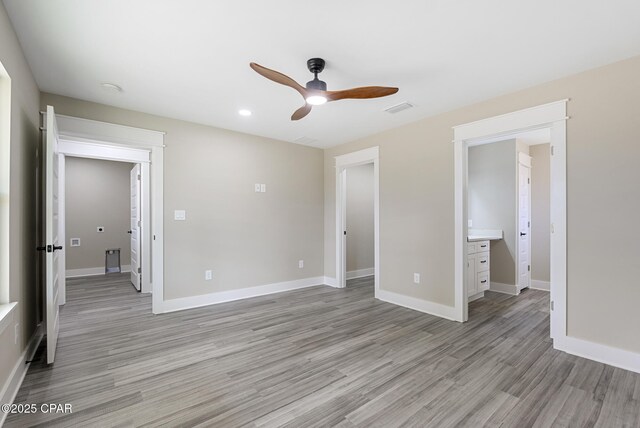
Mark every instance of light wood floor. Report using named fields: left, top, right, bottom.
left=6, top=274, right=640, bottom=427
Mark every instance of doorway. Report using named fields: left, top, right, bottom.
left=335, top=147, right=380, bottom=294
left=453, top=100, right=567, bottom=345
left=344, top=163, right=375, bottom=290
left=63, top=156, right=141, bottom=291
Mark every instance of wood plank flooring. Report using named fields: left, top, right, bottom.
left=5, top=274, right=640, bottom=427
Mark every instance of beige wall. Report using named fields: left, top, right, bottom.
left=530, top=144, right=550, bottom=282
left=325, top=55, right=640, bottom=354
left=65, top=157, right=133, bottom=271
left=0, top=1, right=41, bottom=395
left=468, top=140, right=516, bottom=285
left=41, top=93, right=325, bottom=300
left=346, top=163, right=374, bottom=273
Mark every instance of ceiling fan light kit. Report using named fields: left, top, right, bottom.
left=250, top=57, right=398, bottom=120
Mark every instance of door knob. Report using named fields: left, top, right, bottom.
left=520, top=232, right=527, bottom=236
left=36, top=246, right=47, bottom=252
left=53, top=245, right=63, bottom=252
left=127, top=230, right=132, bottom=234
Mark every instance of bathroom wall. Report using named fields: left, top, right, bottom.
left=346, top=163, right=374, bottom=276
left=530, top=143, right=551, bottom=284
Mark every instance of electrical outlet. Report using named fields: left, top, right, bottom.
left=468, top=219, right=473, bottom=228
left=97, top=226, right=105, bottom=233
left=205, top=270, right=212, bottom=280
left=255, top=183, right=261, bottom=192
left=260, top=184, right=266, bottom=193
left=14, top=323, right=19, bottom=345
left=413, top=273, right=420, bottom=284
left=298, top=260, right=304, bottom=269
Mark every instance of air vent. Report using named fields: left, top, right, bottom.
left=293, top=136, right=318, bottom=146
left=384, top=102, right=414, bottom=114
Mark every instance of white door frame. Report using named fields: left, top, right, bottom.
left=517, top=152, right=532, bottom=292
left=42, top=112, right=164, bottom=313
left=335, top=146, right=380, bottom=293
left=453, top=100, right=567, bottom=344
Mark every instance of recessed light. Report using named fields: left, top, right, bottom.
left=238, top=109, right=252, bottom=117
left=100, top=82, right=123, bottom=93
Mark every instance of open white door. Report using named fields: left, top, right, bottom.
left=45, top=105, right=62, bottom=364
left=130, top=164, right=141, bottom=291
left=518, top=156, right=532, bottom=291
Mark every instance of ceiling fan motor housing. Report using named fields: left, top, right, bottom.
left=306, top=58, right=327, bottom=91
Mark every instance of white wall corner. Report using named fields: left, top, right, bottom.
left=530, top=280, right=550, bottom=291
left=0, top=325, right=44, bottom=426
left=555, top=336, right=640, bottom=375
left=376, top=289, right=458, bottom=321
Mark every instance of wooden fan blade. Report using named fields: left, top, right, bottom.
left=326, top=86, right=398, bottom=101
left=250, top=62, right=307, bottom=98
left=291, top=104, right=312, bottom=121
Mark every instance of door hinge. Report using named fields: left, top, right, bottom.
left=551, top=146, right=554, bottom=156
left=137, top=174, right=141, bottom=181
left=527, top=178, right=530, bottom=184
left=551, top=223, right=555, bottom=233
left=138, top=220, right=141, bottom=227
left=550, top=301, right=554, bottom=311
left=528, top=221, right=530, bottom=228
left=528, top=265, right=530, bottom=272
left=344, top=230, right=347, bottom=236
left=138, top=267, right=141, bottom=274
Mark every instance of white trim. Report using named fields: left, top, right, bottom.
left=556, top=336, right=640, bottom=374
left=158, top=276, right=327, bottom=313
left=323, top=276, right=338, bottom=288
left=334, top=147, right=380, bottom=295
left=58, top=155, right=66, bottom=305
left=0, top=302, right=17, bottom=335
left=531, top=280, right=550, bottom=291
left=51, top=113, right=165, bottom=147
left=58, top=139, right=150, bottom=164
left=346, top=268, right=375, bottom=280
left=453, top=100, right=567, bottom=345
left=468, top=291, right=485, bottom=302
left=489, top=282, right=519, bottom=295
left=43, top=109, right=163, bottom=310
left=66, top=265, right=132, bottom=278
left=0, top=61, right=11, bottom=306
left=0, top=325, right=43, bottom=427
left=377, top=289, right=458, bottom=321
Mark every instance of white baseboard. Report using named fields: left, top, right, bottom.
left=531, top=279, right=550, bottom=291
left=66, top=265, right=131, bottom=278
left=468, top=291, right=485, bottom=302
left=0, top=325, right=43, bottom=427
left=490, top=282, right=519, bottom=295
left=556, top=335, right=640, bottom=374
left=323, top=276, right=338, bottom=288
left=346, top=268, right=374, bottom=280
left=160, top=276, right=328, bottom=313
left=376, top=289, right=457, bottom=321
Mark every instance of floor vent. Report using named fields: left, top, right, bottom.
left=384, top=101, right=414, bottom=114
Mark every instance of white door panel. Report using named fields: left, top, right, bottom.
left=518, top=161, right=531, bottom=291
left=130, top=164, right=141, bottom=291
left=45, top=105, right=61, bottom=364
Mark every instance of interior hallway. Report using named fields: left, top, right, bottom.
left=6, top=275, right=640, bottom=427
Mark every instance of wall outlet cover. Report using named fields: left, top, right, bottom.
left=298, top=260, right=304, bottom=269
left=205, top=270, right=212, bottom=280
left=413, top=273, right=421, bottom=284
left=255, top=183, right=261, bottom=192
left=260, top=184, right=266, bottom=193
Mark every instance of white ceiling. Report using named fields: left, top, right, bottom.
left=4, top=1, right=640, bottom=148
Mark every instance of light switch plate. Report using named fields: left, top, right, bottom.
left=174, top=210, right=186, bottom=221
left=260, top=184, right=266, bottom=193
left=255, top=183, right=261, bottom=192
left=468, top=219, right=473, bottom=227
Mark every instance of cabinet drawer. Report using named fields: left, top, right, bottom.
left=467, top=242, right=477, bottom=254
left=477, top=272, right=489, bottom=291
left=477, top=241, right=490, bottom=252
left=476, top=252, right=490, bottom=272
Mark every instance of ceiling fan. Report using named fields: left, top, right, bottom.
left=250, top=58, right=399, bottom=121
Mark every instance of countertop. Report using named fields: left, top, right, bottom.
left=467, top=229, right=503, bottom=242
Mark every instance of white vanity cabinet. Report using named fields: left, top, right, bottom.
left=467, top=240, right=490, bottom=299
